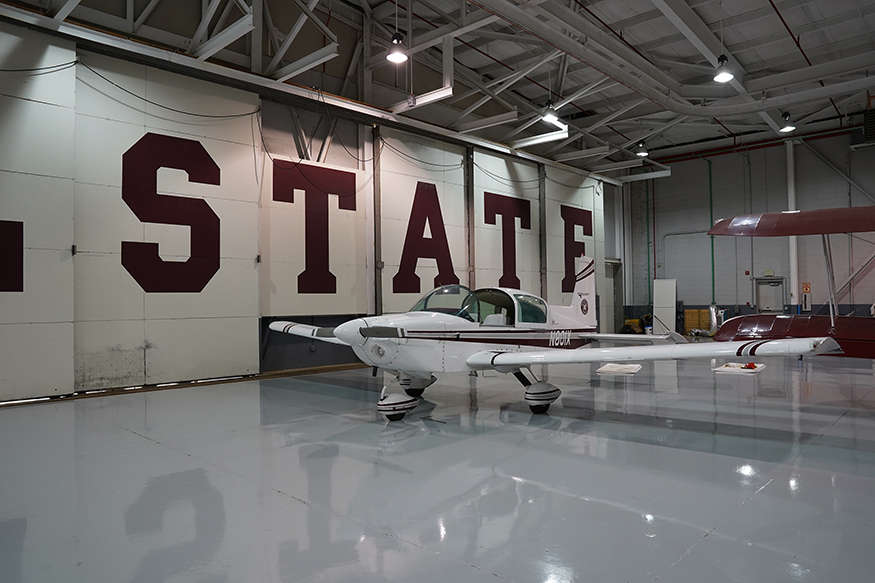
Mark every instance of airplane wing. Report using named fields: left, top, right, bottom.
left=269, top=321, right=349, bottom=346
left=708, top=206, right=875, bottom=237
left=467, top=336, right=842, bottom=371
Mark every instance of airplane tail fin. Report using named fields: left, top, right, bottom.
left=570, top=255, right=598, bottom=328
left=550, top=255, right=598, bottom=329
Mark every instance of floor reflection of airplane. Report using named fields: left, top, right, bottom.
left=709, top=207, right=875, bottom=358
left=271, top=257, right=840, bottom=421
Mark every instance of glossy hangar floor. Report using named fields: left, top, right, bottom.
left=2, top=355, right=875, bottom=583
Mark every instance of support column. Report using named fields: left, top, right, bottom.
left=465, top=145, right=475, bottom=288
left=373, top=125, right=383, bottom=315
left=787, top=140, right=798, bottom=312
left=538, top=163, right=547, bottom=299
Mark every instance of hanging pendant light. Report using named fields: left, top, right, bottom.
left=713, top=54, right=733, bottom=83
left=541, top=100, right=559, bottom=123
left=387, top=32, right=408, bottom=63
left=779, top=112, right=795, bottom=133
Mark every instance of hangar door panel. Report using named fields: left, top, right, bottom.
left=72, top=54, right=260, bottom=390
left=380, top=129, right=466, bottom=314
left=544, top=165, right=603, bottom=309
left=0, top=22, right=76, bottom=400
left=473, top=151, right=540, bottom=293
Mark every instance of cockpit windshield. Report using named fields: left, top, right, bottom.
left=409, top=285, right=479, bottom=322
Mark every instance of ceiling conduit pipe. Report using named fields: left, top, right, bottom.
left=467, top=0, right=875, bottom=118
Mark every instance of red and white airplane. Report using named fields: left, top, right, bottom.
left=271, top=257, right=840, bottom=421
left=709, top=206, right=875, bottom=358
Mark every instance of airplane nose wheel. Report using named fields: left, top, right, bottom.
left=399, top=374, right=437, bottom=398
left=377, top=377, right=419, bottom=421
left=377, top=392, right=418, bottom=421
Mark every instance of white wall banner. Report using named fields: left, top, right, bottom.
left=472, top=150, right=541, bottom=294
left=260, top=157, right=370, bottom=316
left=72, top=52, right=262, bottom=390
left=380, top=129, right=467, bottom=314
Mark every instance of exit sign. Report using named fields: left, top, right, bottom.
left=764, top=269, right=774, bottom=276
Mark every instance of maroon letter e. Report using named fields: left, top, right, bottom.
left=560, top=205, right=592, bottom=293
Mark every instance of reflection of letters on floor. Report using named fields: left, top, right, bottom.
left=125, top=468, right=226, bottom=583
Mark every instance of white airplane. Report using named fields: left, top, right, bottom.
left=270, top=257, right=841, bottom=421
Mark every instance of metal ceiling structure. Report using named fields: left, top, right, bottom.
left=3, top=0, right=875, bottom=178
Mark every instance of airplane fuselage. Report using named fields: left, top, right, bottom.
left=333, top=312, right=594, bottom=378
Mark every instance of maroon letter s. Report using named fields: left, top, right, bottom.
left=121, top=133, right=221, bottom=293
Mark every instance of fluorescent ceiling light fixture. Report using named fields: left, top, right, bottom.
left=387, top=32, right=408, bottom=63
left=779, top=111, right=795, bottom=133
left=510, top=125, right=568, bottom=149
left=635, top=141, right=648, bottom=157
left=713, top=54, right=733, bottom=83
left=542, top=100, right=559, bottom=123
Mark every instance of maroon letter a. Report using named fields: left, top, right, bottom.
left=392, top=182, right=459, bottom=293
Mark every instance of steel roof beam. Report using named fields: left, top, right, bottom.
left=50, top=0, right=82, bottom=21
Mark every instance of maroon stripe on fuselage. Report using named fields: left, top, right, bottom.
left=400, top=329, right=594, bottom=349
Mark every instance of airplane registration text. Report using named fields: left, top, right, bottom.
left=549, top=330, right=573, bottom=347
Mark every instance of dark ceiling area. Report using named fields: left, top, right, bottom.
left=3, top=0, right=875, bottom=177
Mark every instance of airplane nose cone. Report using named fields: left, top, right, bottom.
left=335, top=318, right=368, bottom=346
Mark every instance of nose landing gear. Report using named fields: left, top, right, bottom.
left=377, top=374, right=436, bottom=421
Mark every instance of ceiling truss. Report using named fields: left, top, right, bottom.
left=4, top=0, right=875, bottom=177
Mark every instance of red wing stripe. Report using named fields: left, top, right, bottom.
left=748, top=340, right=771, bottom=356
left=736, top=340, right=759, bottom=356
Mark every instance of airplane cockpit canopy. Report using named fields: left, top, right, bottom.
left=409, top=285, right=548, bottom=326
left=409, top=285, right=479, bottom=322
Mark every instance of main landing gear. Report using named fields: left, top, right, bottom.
left=513, top=370, right=561, bottom=414
left=377, top=374, right=437, bottom=421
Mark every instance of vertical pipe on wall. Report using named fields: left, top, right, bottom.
left=708, top=158, right=715, bottom=305
left=465, top=145, right=475, bottom=289
left=538, top=163, right=547, bottom=299
left=847, top=149, right=854, bottom=308
left=622, top=183, right=633, bottom=307
left=373, top=125, right=383, bottom=315
left=645, top=179, right=652, bottom=307
left=786, top=140, right=798, bottom=311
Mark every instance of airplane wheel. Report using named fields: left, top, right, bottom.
left=404, top=388, right=424, bottom=397
left=377, top=393, right=418, bottom=422
left=524, top=381, right=561, bottom=415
